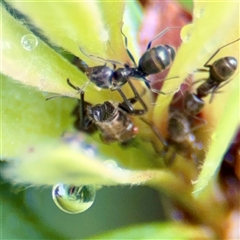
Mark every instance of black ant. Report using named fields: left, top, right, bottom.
left=111, top=27, right=177, bottom=92
left=72, top=56, right=147, bottom=116
left=165, top=109, right=203, bottom=164
left=68, top=79, right=145, bottom=144
left=183, top=38, right=239, bottom=116
left=72, top=27, right=178, bottom=103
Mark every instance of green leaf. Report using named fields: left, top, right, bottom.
left=2, top=75, right=75, bottom=157
left=91, top=222, right=214, bottom=239
left=2, top=132, right=159, bottom=186
left=193, top=74, right=239, bottom=195
left=1, top=3, right=88, bottom=95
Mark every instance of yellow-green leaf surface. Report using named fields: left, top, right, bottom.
left=92, top=222, right=214, bottom=239
left=1, top=2, right=133, bottom=103
left=153, top=1, right=240, bottom=195
left=1, top=75, right=75, bottom=157
left=5, top=1, right=126, bottom=63
left=1, top=132, right=156, bottom=186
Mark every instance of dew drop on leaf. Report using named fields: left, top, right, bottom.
left=21, top=34, right=38, bottom=51
left=193, top=7, right=205, bottom=18
left=180, top=24, right=194, bottom=43
left=52, top=184, right=96, bottom=214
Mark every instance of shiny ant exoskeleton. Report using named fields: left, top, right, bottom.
left=183, top=38, right=239, bottom=116
left=72, top=27, right=177, bottom=100
left=72, top=57, right=148, bottom=116
left=112, top=27, right=176, bottom=92
left=68, top=79, right=145, bottom=144
left=165, top=109, right=203, bottom=164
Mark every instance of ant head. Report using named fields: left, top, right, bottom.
left=88, top=102, right=116, bottom=122
left=85, top=65, right=113, bottom=89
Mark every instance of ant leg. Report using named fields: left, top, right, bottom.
left=117, top=88, right=145, bottom=115
left=150, top=76, right=179, bottom=94
left=208, top=78, right=232, bottom=103
left=194, top=68, right=209, bottom=73
left=67, top=78, right=90, bottom=93
left=140, top=117, right=168, bottom=148
left=67, top=78, right=81, bottom=91
left=120, top=28, right=137, bottom=67
left=192, top=77, right=208, bottom=87
left=146, top=27, right=181, bottom=50
left=46, top=78, right=82, bottom=100
left=204, top=38, right=240, bottom=67
left=190, top=119, right=207, bottom=132
left=128, top=80, right=148, bottom=113
left=78, top=91, right=93, bottom=130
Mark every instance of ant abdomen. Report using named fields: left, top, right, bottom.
left=138, top=45, right=175, bottom=75
left=210, top=57, right=238, bottom=82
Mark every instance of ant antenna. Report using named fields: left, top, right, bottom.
left=79, top=47, right=126, bottom=67
left=146, top=27, right=182, bottom=50
left=45, top=79, right=90, bottom=101
left=150, top=76, right=179, bottom=94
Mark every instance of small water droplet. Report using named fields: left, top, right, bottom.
left=180, top=24, right=193, bottom=43
left=100, top=29, right=109, bottom=42
left=21, top=34, right=38, bottom=51
left=52, top=183, right=96, bottom=214
left=193, top=8, right=205, bottom=18
left=19, top=19, right=26, bottom=25
left=104, top=159, right=123, bottom=172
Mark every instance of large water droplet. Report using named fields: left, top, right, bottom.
left=52, top=183, right=96, bottom=214
left=21, top=34, right=38, bottom=51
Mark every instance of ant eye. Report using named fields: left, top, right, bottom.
left=52, top=184, right=96, bottom=214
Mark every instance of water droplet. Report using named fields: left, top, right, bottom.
left=180, top=24, right=193, bottom=43
left=104, top=159, right=123, bottom=171
left=104, top=159, right=118, bottom=168
left=21, top=34, right=38, bottom=51
left=19, top=19, right=26, bottom=25
left=193, top=7, right=205, bottom=18
left=100, top=28, right=109, bottom=42
left=52, top=183, right=96, bottom=214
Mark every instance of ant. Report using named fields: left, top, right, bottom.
left=68, top=79, right=144, bottom=144
left=183, top=38, right=239, bottom=116
left=165, top=109, right=203, bottom=164
left=72, top=27, right=178, bottom=107
left=110, top=27, right=177, bottom=92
